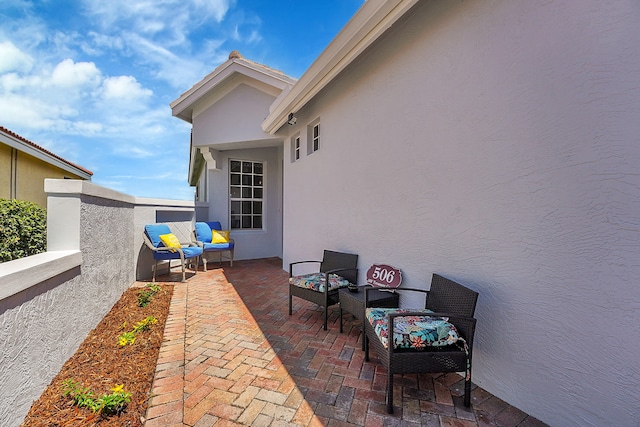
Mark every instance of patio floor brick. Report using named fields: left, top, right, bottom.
left=143, top=258, right=547, bottom=426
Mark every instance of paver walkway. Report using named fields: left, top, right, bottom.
left=143, top=258, right=547, bottom=426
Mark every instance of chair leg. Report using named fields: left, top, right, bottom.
left=181, top=259, right=186, bottom=282
left=229, top=249, right=233, bottom=267
left=387, top=371, right=394, bottom=414
left=203, top=255, right=208, bottom=272
left=152, top=260, right=158, bottom=282
left=339, top=305, right=343, bottom=333
left=288, top=291, right=293, bottom=315
left=464, top=364, right=472, bottom=407
left=364, top=333, right=369, bottom=361
left=323, top=306, right=328, bottom=331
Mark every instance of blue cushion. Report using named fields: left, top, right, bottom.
left=145, top=224, right=171, bottom=248
left=152, top=245, right=203, bottom=260
left=194, top=222, right=212, bottom=243
left=207, top=221, right=222, bottom=231
left=202, top=241, right=234, bottom=251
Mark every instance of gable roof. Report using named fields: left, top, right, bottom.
left=171, top=51, right=297, bottom=123
left=0, top=126, right=93, bottom=178
left=262, top=0, right=419, bottom=134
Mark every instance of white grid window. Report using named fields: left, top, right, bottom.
left=229, top=160, right=263, bottom=229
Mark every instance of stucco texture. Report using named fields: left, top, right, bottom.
left=282, top=1, right=640, bottom=426
left=0, top=195, right=134, bottom=426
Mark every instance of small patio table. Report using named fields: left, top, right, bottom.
left=339, top=286, right=399, bottom=349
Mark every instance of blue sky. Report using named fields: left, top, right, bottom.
left=0, top=0, right=363, bottom=200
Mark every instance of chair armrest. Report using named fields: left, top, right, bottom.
left=289, top=260, right=322, bottom=277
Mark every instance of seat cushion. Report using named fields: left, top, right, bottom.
left=152, top=245, right=203, bottom=260
left=202, top=241, right=235, bottom=251
left=366, top=308, right=463, bottom=350
left=289, top=273, right=351, bottom=293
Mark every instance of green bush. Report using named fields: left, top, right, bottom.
left=0, top=198, right=47, bottom=262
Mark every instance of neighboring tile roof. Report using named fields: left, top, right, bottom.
left=0, top=126, right=93, bottom=176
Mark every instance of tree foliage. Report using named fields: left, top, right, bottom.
left=0, top=198, right=47, bottom=262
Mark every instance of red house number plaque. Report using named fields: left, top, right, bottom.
left=366, top=264, right=403, bottom=288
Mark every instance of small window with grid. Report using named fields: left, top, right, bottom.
left=229, top=160, right=263, bottom=230
left=312, top=123, right=320, bottom=152
left=291, top=134, right=301, bottom=162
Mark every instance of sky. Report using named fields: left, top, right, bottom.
left=0, top=0, right=364, bottom=200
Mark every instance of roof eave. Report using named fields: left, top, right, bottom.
left=0, top=127, right=93, bottom=179
left=262, top=0, right=419, bottom=134
left=171, top=57, right=296, bottom=124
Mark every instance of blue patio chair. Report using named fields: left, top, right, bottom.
left=143, top=224, right=203, bottom=282
left=193, top=221, right=235, bottom=270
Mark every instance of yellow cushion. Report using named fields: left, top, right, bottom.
left=159, top=233, right=182, bottom=251
left=211, top=230, right=230, bottom=243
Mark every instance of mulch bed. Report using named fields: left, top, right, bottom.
left=21, top=283, right=174, bottom=427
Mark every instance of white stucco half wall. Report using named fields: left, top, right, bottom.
left=280, top=1, right=640, bottom=426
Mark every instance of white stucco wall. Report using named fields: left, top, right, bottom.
left=0, top=180, right=198, bottom=426
left=282, top=1, right=640, bottom=426
left=0, top=181, right=136, bottom=426
left=192, top=83, right=280, bottom=146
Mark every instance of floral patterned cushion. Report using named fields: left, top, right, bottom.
left=366, top=308, right=464, bottom=350
left=289, top=273, right=351, bottom=293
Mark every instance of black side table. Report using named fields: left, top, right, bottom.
left=339, top=286, right=399, bottom=348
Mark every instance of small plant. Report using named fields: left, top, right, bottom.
left=118, top=331, right=136, bottom=346
left=137, top=283, right=162, bottom=307
left=62, top=379, right=131, bottom=416
left=118, top=316, right=158, bottom=346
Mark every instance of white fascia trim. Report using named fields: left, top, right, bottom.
left=1, top=132, right=92, bottom=179
left=262, top=0, right=419, bottom=134
left=171, top=59, right=297, bottom=123
left=0, top=250, right=82, bottom=300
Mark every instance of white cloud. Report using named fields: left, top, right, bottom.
left=102, top=75, right=152, bottom=100
left=83, top=0, right=234, bottom=36
left=50, top=58, right=101, bottom=88
left=0, top=41, right=34, bottom=73
left=0, top=94, right=77, bottom=129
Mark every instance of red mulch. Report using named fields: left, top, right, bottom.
left=21, top=284, right=174, bottom=427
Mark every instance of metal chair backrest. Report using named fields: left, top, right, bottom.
left=320, top=250, right=358, bottom=284
left=426, top=273, right=478, bottom=318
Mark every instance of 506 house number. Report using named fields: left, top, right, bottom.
left=366, top=264, right=403, bottom=288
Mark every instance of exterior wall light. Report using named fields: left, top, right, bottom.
left=287, top=113, right=297, bottom=125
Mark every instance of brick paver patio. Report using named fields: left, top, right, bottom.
left=143, top=258, right=547, bottom=426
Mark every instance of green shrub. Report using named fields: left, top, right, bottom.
left=0, top=198, right=47, bottom=262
